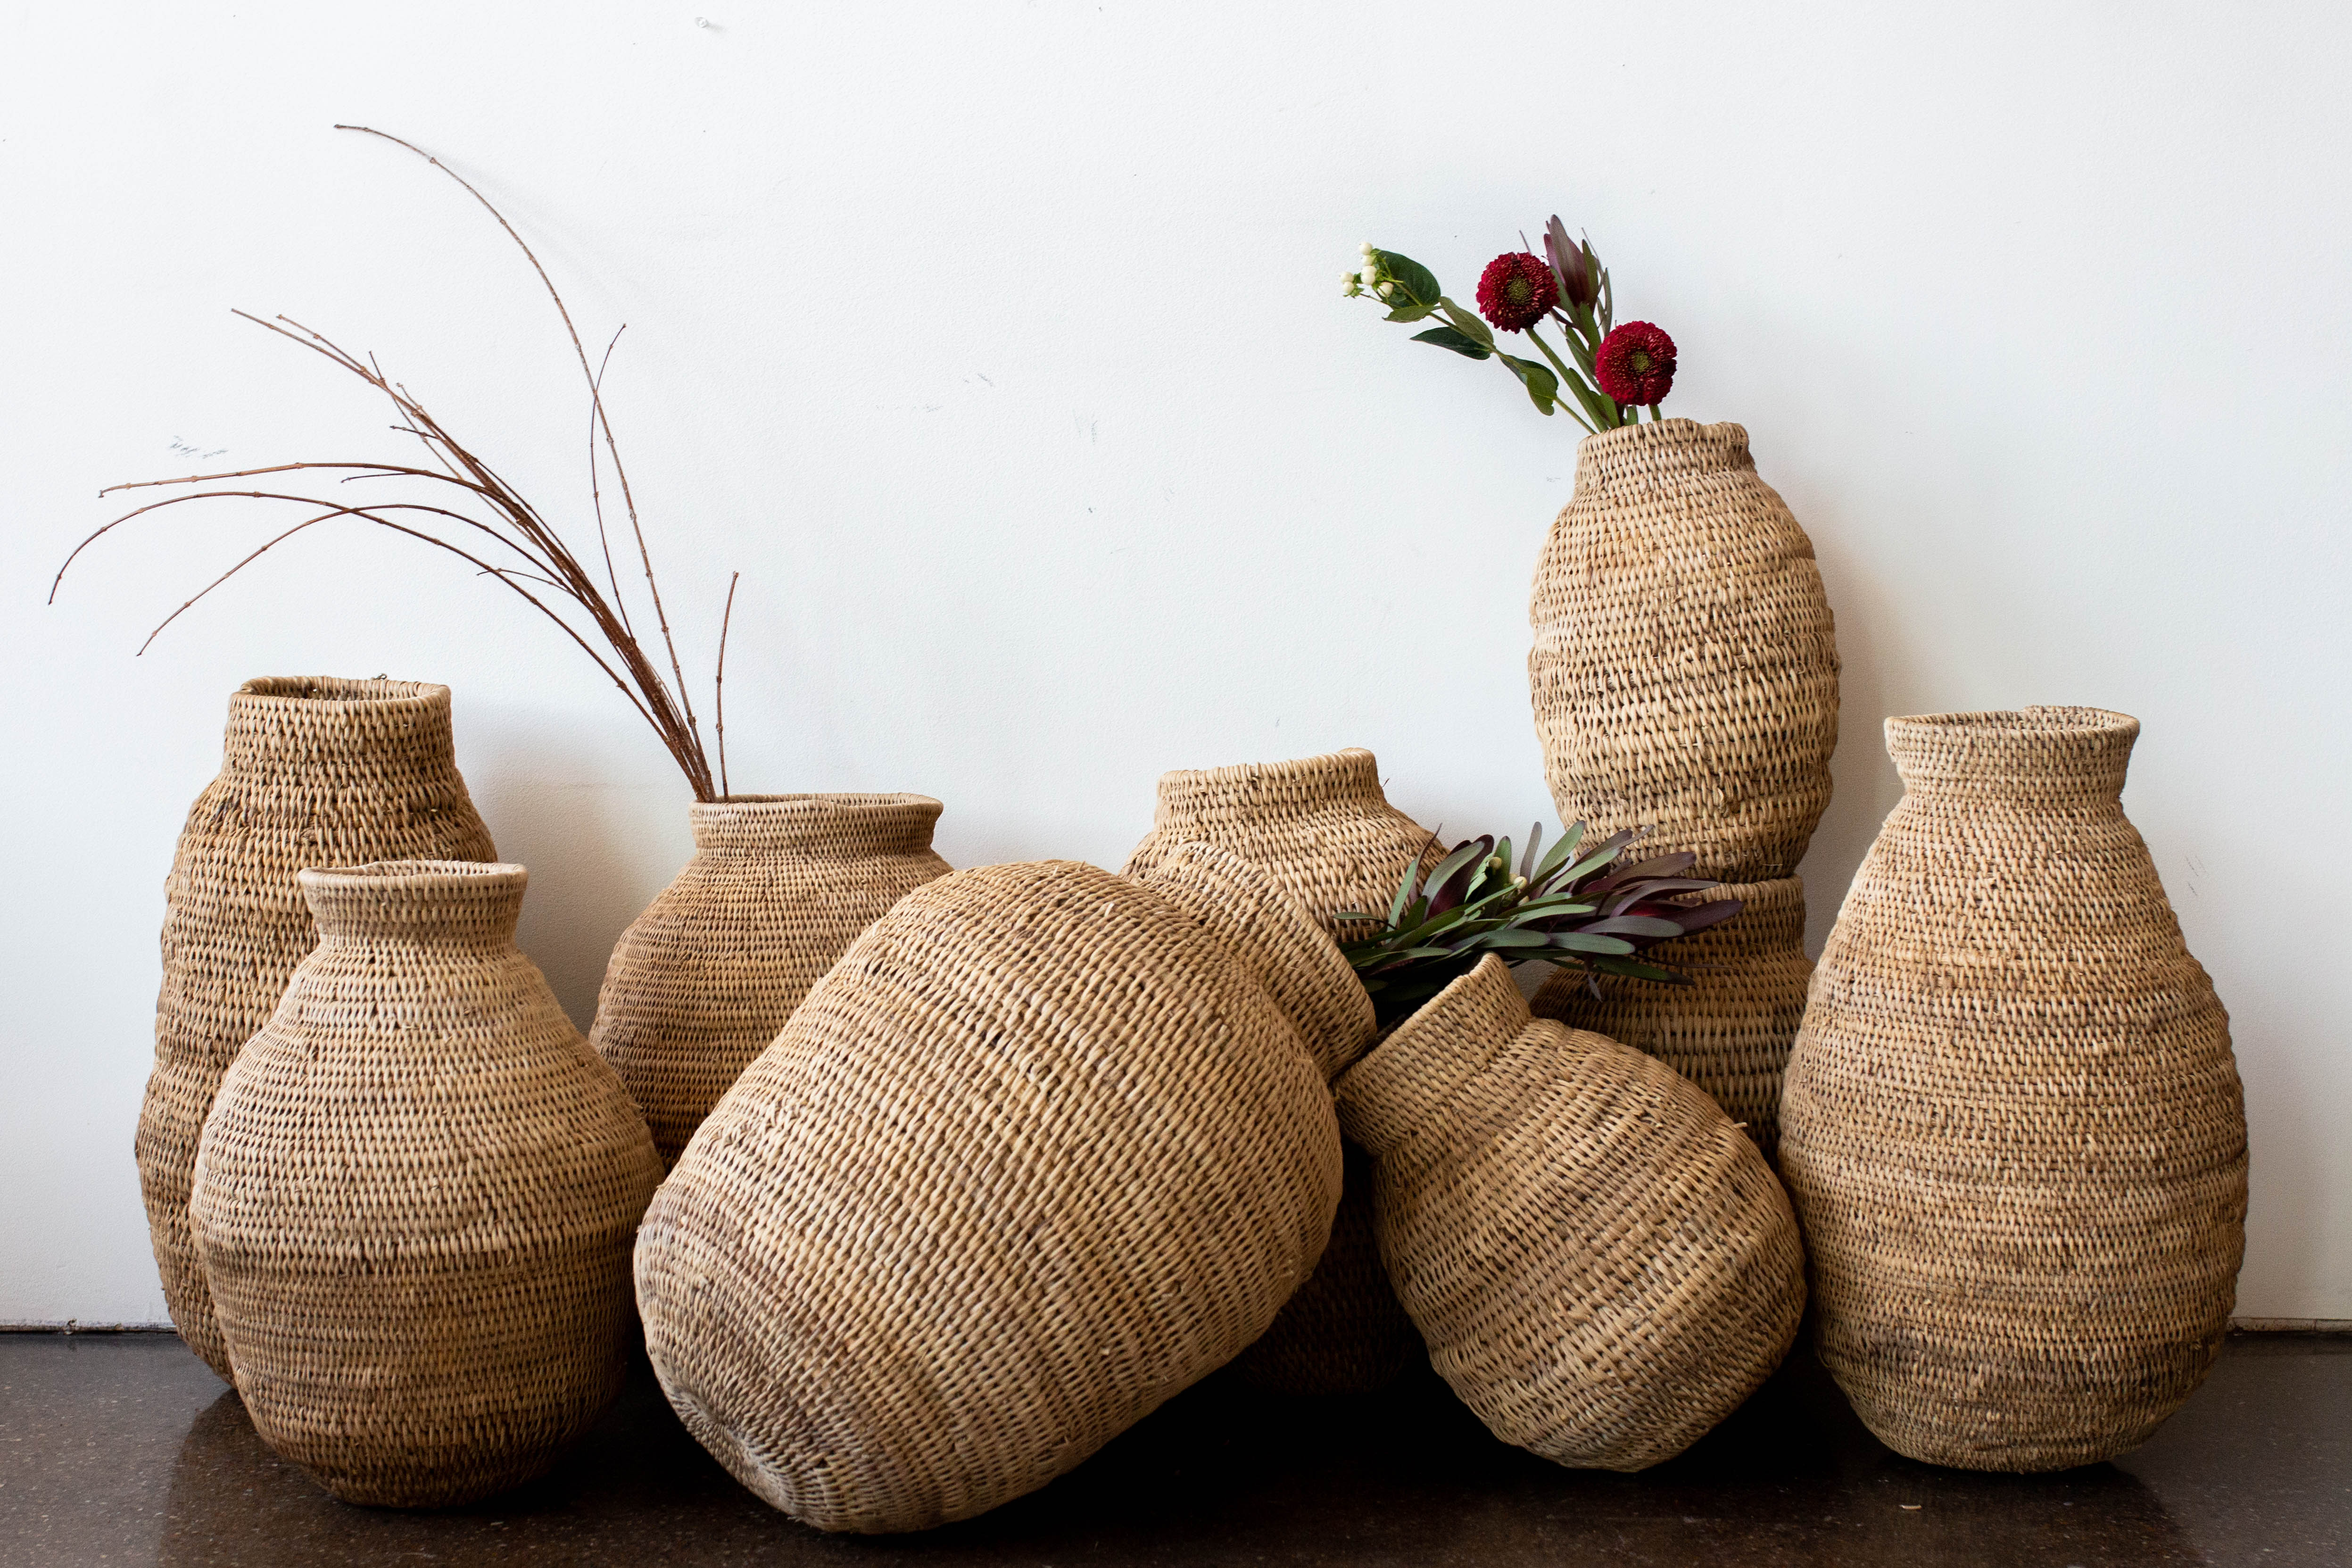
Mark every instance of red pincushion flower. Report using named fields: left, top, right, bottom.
left=1595, top=322, right=1677, bottom=407
left=1475, top=252, right=1558, bottom=333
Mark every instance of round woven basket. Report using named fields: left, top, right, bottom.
left=190, top=860, right=662, bottom=1507
left=1530, top=876, right=1811, bottom=1162
left=635, top=844, right=1375, bottom=1533
left=591, top=793, right=950, bottom=1168
left=1122, top=747, right=1433, bottom=1394
left=1335, top=955, right=1805, bottom=1471
left=1781, top=708, right=2247, bottom=1471
left=139, top=677, right=497, bottom=1381
left=1528, top=420, right=1839, bottom=882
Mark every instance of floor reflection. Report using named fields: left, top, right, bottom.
left=143, top=1336, right=2245, bottom=1567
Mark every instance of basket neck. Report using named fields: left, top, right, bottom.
left=1149, top=747, right=1393, bottom=832
left=689, top=793, right=944, bottom=856
left=1333, top=955, right=1526, bottom=1158
left=218, top=677, right=458, bottom=780
left=1886, top=707, right=2138, bottom=806
left=1571, top=418, right=1754, bottom=499
left=1126, top=841, right=1375, bottom=1079
left=298, top=860, right=526, bottom=945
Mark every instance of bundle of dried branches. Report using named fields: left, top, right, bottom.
left=53, top=126, right=743, bottom=801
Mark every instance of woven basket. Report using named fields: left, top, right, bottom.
left=634, top=844, right=1375, bottom=1533
left=1529, top=420, right=1839, bottom=882
left=1530, top=876, right=1811, bottom=1162
left=1781, top=708, right=2247, bottom=1471
left=1121, top=747, right=1433, bottom=1394
left=591, top=793, right=950, bottom=1168
left=1335, top=955, right=1805, bottom=1471
left=138, top=677, right=497, bottom=1381
left=190, top=860, right=662, bottom=1507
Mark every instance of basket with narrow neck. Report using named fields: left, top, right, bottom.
left=1528, top=419, right=1839, bottom=883
left=190, top=858, right=662, bottom=1507
left=1335, top=955, right=1805, bottom=1471
left=1122, top=747, right=1435, bottom=1394
left=634, top=842, right=1374, bottom=1533
left=138, top=677, right=496, bottom=1383
left=591, top=792, right=952, bottom=1168
left=1781, top=706, right=2246, bottom=1471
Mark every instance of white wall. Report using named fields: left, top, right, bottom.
left=3, top=1, right=2344, bottom=1327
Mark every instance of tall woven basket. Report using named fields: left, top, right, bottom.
left=1531, top=876, right=1811, bottom=1162
left=1781, top=708, right=2247, bottom=1471
left=591, top=793, right=950, bottom=1168
left=1335, top=956, right=1805, bottom=1470
left=1122, top=747, right=1433, bottom=1394
left=635, top=844, right=1377, bottom=1533
left=138, top=677, right=496, bottom=1381
left=190, top=861, right=662, bottom=1507
left=1529, top=419, right=1839, bottom=883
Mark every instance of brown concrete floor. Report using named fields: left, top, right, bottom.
left=0, top=1331, right=2343, bottom=1567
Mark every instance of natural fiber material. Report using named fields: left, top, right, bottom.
left=1781, top=708, right=2247, bottom=1472
left=1528, top=420, right=1839, bottom=882
left=1531, top=876, right=1811, bottom=1162
left=190, top=861, right=662, bottom=1507
left=138, top=677, right=497, bottom=1381
left=1336, top=955, right=1805, bottom=1471
left=591, top=793, right=949, bottom=1168
left=1122, top=747, right=1434, bottom=1395
left=635, top=846, right=1375, bottom=1533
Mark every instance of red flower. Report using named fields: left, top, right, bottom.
left=1475, top=252, right=1558, bottom=333
left=1595, top=322, right=1677, bottom=407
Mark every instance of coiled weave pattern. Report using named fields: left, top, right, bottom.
left=190, top=861, right=662, bottom=1506
left=1531, top=876, right=1812, bottom=1162
left=1122, top=747, right=1435, bottom=1394
left=1336, top=956, right=1805, bottom=1471
left=591, top=793, right=950, bottom=1167
left=635, top=846, right=1374, bottom=1533
left=1528, top=420, right=1839, bottom=881
left=139, top=677, right=496, bottom=1380
left=1781, top=708, right=2247, bottom=1471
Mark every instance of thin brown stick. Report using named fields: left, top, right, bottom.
left=335, top=125, right=702, bottom=743
left=714, top=571, right=740, bottom=800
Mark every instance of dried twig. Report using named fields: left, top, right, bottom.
left=52, top=129, right=747, bottom=802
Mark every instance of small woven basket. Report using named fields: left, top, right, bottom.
left=1781, top=708, right=2247, bottom=1471
left=139, top=677, right=496, bottom=1381
left=1528, top=420, right=1839, bottom=882
left=591, top=792, right=950, bottom=1167
left=1122, top=747, right=1434, bottom=1394
left=1335, top=955, right=1805, bottom=1471
left=190, top=860, right=662, bottom=1507
left=635, top=844, right=1374, bottom=1533
left=1531, top=876, right=1811, bottom=1162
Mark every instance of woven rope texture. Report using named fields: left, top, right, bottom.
left=1529, top=420, right=1839, bottom=881
left=1123, top=747, right=1434, bottom=1394
left=635, top=846, right=1374, bottom=1533
left=591, top=793, right=949, bottom=1167
left=190, top=861, right=662, bottom=1506
left=1531, top=876, right=1812, bottom=1162
left=1336, top=955, right=1805, bottom=1471
left=1781, top=708, right=2247, bottom=1471
left=138, top=677, right=496, bottom=1381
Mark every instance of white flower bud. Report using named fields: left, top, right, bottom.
left=1376, top=281, right=1395, bottom=299
left=1359, top=241, right=1375, bottom=256
left=1358, top=263, right=1380, bottom=286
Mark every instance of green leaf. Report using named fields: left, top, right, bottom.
left=1480, top=929, right=1553, bottom=949
left=1373, top=249, right=1443, bottom=310
left=1383, top=301, right=1440, bottom=324
left=1549, top=932, right=1637, bottom=954
left=1410, top=326, right=1491, bottom=360
left=1438, top=301, right=1495, bottom=346
left=1499, top=353, right=1558, bottom=415
left=1532, top=821, right=1586, bottom=881
left=1424, top=840, right=1487, bottom=896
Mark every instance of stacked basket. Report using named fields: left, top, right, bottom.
left=1526, top=420, right=1837, bottom=1154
